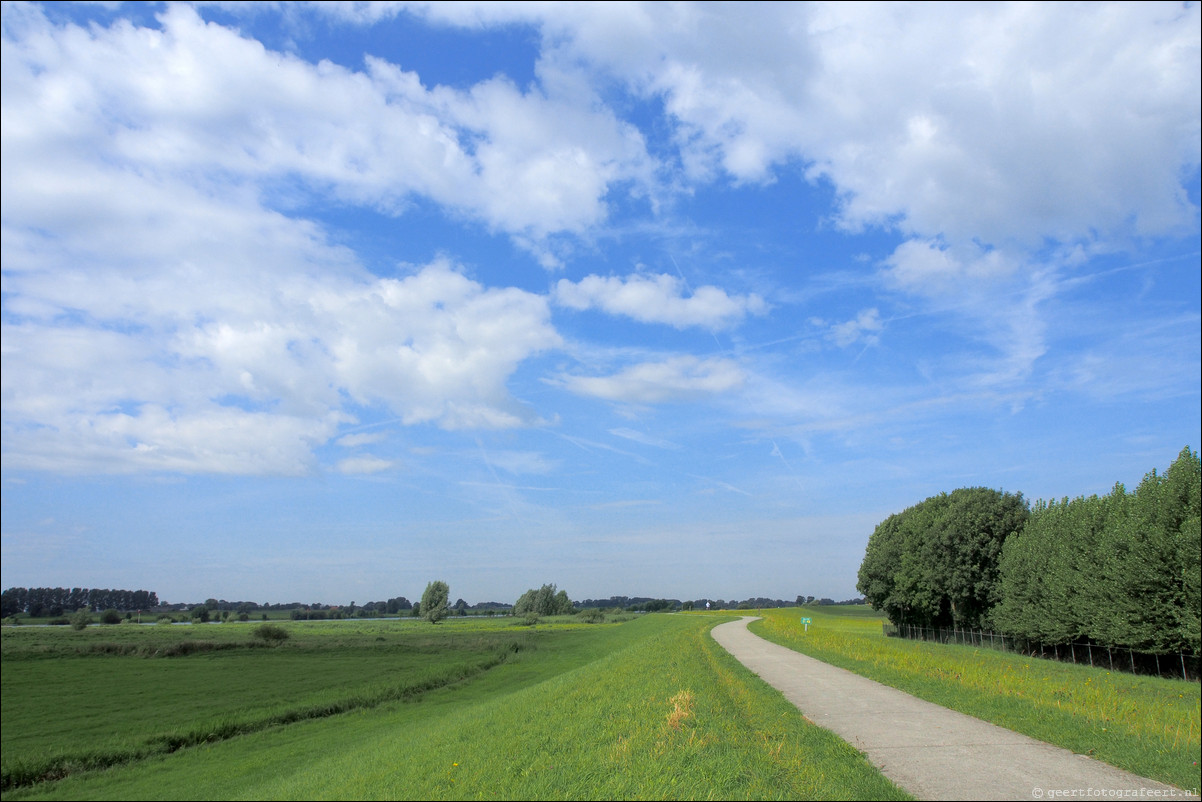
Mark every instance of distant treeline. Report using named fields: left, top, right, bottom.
left=1, top=587, right=159, bottom=618
left=2, top=589, right=868, bottom=621
left=858, top=446, right=1200, bottom=656
left=576, top=596, right=865, bottom=611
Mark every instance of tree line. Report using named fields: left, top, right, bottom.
left=1, top=587, right=159, bottom=618
left=857, top=447, right=1201, bottom=656
left=3, top=582, right=860, bottom=625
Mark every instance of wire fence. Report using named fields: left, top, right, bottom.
left=882, top=622, right=1200, bottom=681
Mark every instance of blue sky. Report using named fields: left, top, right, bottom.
left=2, top=1, right=1199, bottom=607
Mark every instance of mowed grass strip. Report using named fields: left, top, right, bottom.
left=3, top=615, right=910, bottom=801
left=750, top=606, right=1201, bottom=792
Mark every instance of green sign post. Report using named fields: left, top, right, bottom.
left=801, top=616, right=812, bottom=632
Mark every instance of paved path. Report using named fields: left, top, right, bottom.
left=710, top=617, right=1199, bottom=801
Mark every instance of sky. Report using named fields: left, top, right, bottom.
left=2, top=1, right=1199, bottom=607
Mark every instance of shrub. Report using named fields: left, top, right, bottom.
left=251, top=623, right=289, bottom=643
left=100, top=608, right=123, bottom=625
left=70, top=610, right=93, bottom=630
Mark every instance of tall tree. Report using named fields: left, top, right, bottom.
left=992, top=447, right=1200, bottom=655
left=420, top=581, right=449, bottom=624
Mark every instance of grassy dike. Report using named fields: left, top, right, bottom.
left=2, top=614, right=908, bottom=800
left=749, top=606, right=1201, bottom=793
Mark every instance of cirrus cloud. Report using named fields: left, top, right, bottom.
left=555, top=355, right=746, bottom=404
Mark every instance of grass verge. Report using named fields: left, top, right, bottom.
left=749, top=606, right=1200, bottom=792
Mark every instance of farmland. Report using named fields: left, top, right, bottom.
left=1, top=613, right=906, bottom=800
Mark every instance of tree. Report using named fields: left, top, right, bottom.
left=513, top=584, right=574, bottom=617
left=992, top=447, right=1200, bottom=655
left=421, top=581, right=449, bottom=624
left=858, top=487, right=1029, bottom=629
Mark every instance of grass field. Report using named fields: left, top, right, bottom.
left=1, top=614, right=908, bottom=800
left=5, top=607, right=1197, bottom=799
left=750, top=605, right=1201, bottom=792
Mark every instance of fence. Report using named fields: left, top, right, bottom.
left=882, top=622, right=1200, bottom=681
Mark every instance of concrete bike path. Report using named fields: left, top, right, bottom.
left=710, top=617, right=1197, bottom=801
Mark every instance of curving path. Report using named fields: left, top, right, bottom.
left=710, top=616, right=1198, bottom=801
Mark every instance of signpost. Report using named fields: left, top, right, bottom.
left=801, top=616, right=812, bottom=632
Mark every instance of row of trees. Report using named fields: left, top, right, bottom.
left=1, top=587, right=159, bottom=618
left=857, top=447, right=1201, bottom=656
left=991, top=449, right=1200, bottom=654
left=4, top=584, right=862, bottom=626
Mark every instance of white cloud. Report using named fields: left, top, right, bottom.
left=315, top=260, right=562, bottom=428
left=884, top=239, right=1021, bottom=298
left=884, top=240, right=1056, bottom=389
left=1, top=144, right=562, bottom=472
left=336, top=432, right=388, bottom=448
left=826, top=308, right=883, bottom=349
left=557, top=355, right=745, bottom=404
left=336, top=455, right=394, bottom=475
left=554, top=272, right=766, bottom=329
left=0, top=4, right=653, bottom=247
left=398, top=2, right=1199, bottom=249
left=319, top=1, right=1200, bottom=400
left=2, top=244, right=561, bottom=474
left=3, top=6, right=596, bottom=475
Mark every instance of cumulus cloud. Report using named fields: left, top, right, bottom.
left=362, top=2, right=1199, bottom=396
left=557, top=356, right=745, bottom=404
left=2, top=239, right=561, bottom=473
left=554, top=272, right=766, bottom=329
left=0, top=4, right=652, bottom=244
left=4, top=1, right=1198, bottom=473
left=2, top=5, right=599, bottom=475
left=378, top=1, right=1200, bottom=258
left=537, top=2, right=1199, bottom=248
left=0, top=153, right=561, bottom=472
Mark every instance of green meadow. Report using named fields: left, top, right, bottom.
left=751, top=605, right=1201, bottom=792
left=1, top=614, right=907, bottom=801
left=4, top=609, right=1198, bottom=800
